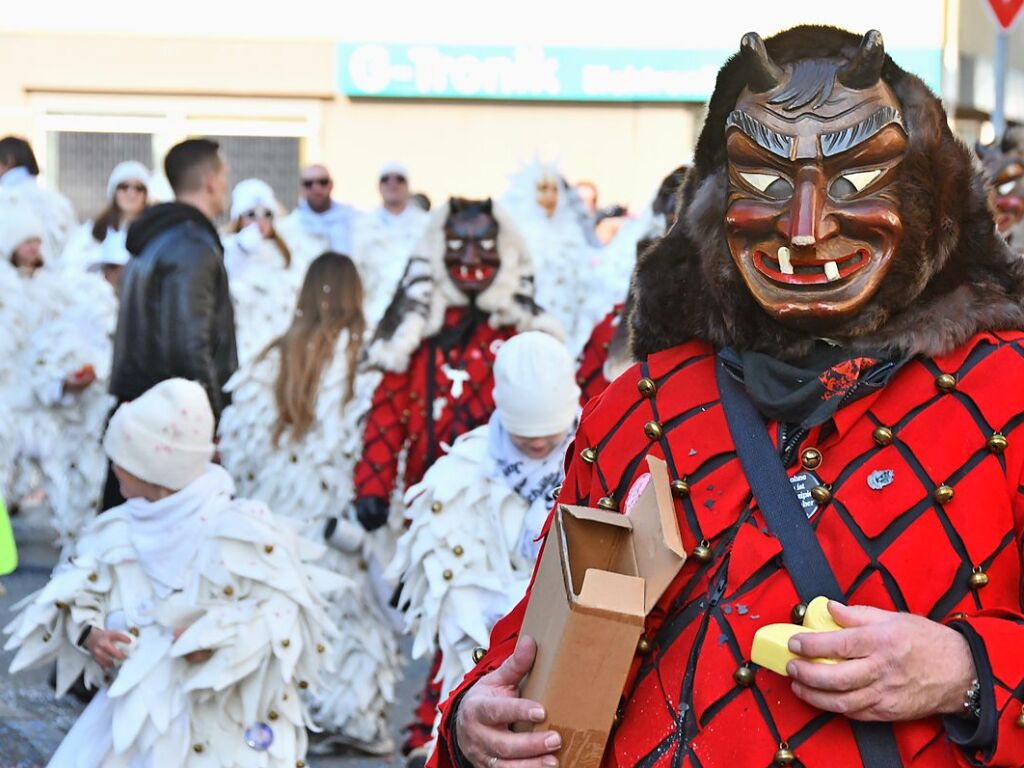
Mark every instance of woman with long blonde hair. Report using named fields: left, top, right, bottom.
left=217, top=251, right=401, bottom=759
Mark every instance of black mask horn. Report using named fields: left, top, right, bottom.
left=837, top=30, right=885, bottom=89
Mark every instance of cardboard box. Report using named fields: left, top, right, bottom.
left=516, top=456, right=686, bottom=767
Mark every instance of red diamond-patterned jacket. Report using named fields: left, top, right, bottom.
left=355, top=306, right=517, bottom=500
left=577, top=303, right=624, bottom=405
left=433, top=331, right=1024, bottom=767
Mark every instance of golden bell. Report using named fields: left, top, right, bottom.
left=1016, top=709, right=1024, bottom=729
left=670, top=478, right=690, bottom=498
left=988, top=433, right=1008, bottom=454
left=581, top=447, right=597, bottom=464
left=193, top=745, right=204, bottom=754
left=791, top=602, right=808, bottom=624
left=872, top=426, right=893, bottom=446
left=298, top=680, right=309, bottom=690
left=733, top=665, right=754, bottom=687
left=637, top=636, right=652, bottom=654
left=644, top=420, right=664, bottom=440
left=935, top=373, right=957, bottom=392
left=637, top=377, right=657, bottom=398
left=800, top=448, right=822, bottom=471
left=810, top=485, right=832, bottom=505
left=693, top=540, right=713, bottom=563
left=597, top=496, right=617, bottom=511
left=933, top=485, right=954, bottom=504
left=431, top=501, right=443, bottom=514
left=442, top=569, right=454, bottom=581
left=472, top=646, right=487, bottom=663
left=453, top=545, right=465, bottom=557
left=774, top=746, right=796, bottom=766
left=968, top=568, right=989, bottom=590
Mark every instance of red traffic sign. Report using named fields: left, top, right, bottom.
left=987, top=0, right=1024, bottom=30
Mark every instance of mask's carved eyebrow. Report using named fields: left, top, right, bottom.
left=820, top=106, right=904, bottom=157
left=725, top=110, right=793, bottom=159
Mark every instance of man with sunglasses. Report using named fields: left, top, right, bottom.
left=282, top=163, right=358, bottom=257
left=354, top=161, right=429, bottom=324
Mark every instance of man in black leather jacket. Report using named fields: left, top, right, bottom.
left=104, top=138, right=237, bottom=509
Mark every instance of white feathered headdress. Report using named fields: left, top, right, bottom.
left=366, top=198, right=564, bottom=373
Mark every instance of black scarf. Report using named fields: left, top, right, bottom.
left=719, top=342, right=906, bottom=428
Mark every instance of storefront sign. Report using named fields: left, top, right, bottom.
left=338, top=43, right=942, bottom=102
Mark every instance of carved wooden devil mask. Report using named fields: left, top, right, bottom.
left=443, top=198, right=501, bottom=297
left=724, top=30, right=907, bottom=328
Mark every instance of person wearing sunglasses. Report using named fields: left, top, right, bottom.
left=282, top=163, right=358, bottom=258
left=353, top=161, right=429, bottom=325
left=60, top=161, right=150, bottom=276
left=223, top=178, right=317, bottom=366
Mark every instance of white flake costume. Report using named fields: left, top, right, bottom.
left=223, top=180, right=322, bottom=365
left=4, top=464, right=343, bottom=768
left=218, top=333, right=402, bottom=754
left=387, top=415, right=573, bottom=710
left=0, top=261, right=26, bottom=498
left=16, top=272, right=118, bottom=543
left=499, top=163, right=597, bottom=354
left=4, top=258, right=102, bottom=508
left=353, top=205, right=429, bottom=327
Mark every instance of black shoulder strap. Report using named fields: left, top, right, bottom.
left=715, top=360, right=903, bottom=768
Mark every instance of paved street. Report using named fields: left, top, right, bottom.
left=0, top=517, right=427, bottom=768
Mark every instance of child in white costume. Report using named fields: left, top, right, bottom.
left=218, top=252, right=401, bottom=757
left=387, top=331, right=580, bottom=715
left=4, top=379, right=342, bottom=767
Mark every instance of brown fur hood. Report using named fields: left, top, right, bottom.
left=630, top=25, right=1024, bottom=361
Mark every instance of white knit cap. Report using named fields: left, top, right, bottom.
left=230, top=178, right=279, bottom=221
left=493, top=332, right=580, bottom=438
left=379, top=161, right=409, bottom=180
left=103, top=379, right=215, bottom=491
left=105, top=161, right=151, bottom=200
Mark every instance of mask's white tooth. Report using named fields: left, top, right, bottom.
left=777, top=246, right=794, bottom=275
left=824, top=260, right=840, bottom=281
left=475, top=268, right=484, bottom=280
left=460, top=266, right=469, bottom=277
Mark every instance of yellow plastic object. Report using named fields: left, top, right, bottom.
left=0, top=495, right=16, bottom=576
left=752, top=596, right=841, bottom=677
left=752, top=624, right=810, bottom=676
left=803, top=596, right=842, bottom=631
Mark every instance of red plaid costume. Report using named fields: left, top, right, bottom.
left=354, top=307, right=515, bottom=500
left=434, top=332, right=1024, bottom=767
left=576, top=304, right=624, bottom=405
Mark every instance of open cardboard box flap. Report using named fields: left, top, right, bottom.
left=514, top=455, right=688, bottom=767
left=628, top=456, right=688, bottom=613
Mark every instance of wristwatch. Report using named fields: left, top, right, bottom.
left=962, top=678, right=982, bottom=720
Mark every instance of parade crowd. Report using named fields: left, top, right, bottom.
left=0, top=130, right=669, bottom=767
left=8, top=22, right=1024, bottom=768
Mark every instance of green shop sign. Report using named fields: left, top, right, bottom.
left=337, top=43, right=942, bottom=103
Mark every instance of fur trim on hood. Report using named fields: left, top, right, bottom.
left=367, top=199, right=564, bottom=373
left=630, top=25, right=1024, bottom=362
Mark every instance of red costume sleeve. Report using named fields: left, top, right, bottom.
left=354, top=368, right=412, bottom=500
left=943, top=483, right=1024, bottom=766
left=430, top=397, right=603, bottom=768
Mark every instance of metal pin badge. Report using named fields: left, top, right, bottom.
left=867, top=469, right=894, bottom=490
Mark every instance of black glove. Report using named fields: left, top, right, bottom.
left=354, top=496, right=390, bottom=532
